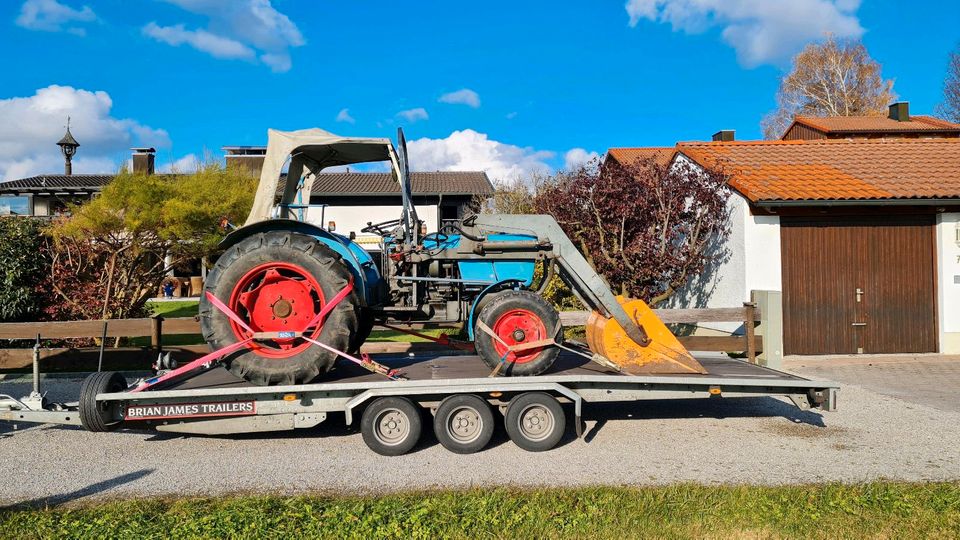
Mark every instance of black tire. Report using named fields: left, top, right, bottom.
left=200, top=230, right=359, bottom=386
left=78, top=371, right=127, bottom=432
left=360, top=396, right=423, bottom=456
left=504, top=392, right=566, bottom=452
left=433, top=394, right=495, bottom=454
left=474, top=290, right=561, bottom=376
left=350, top=309, right=376, bottom=353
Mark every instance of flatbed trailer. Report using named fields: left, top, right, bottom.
left=0, top=350, right=837, bottom=455
left=0, top=353, right=839, bottom=455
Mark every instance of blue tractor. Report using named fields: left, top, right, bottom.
left=200, top=128, right=705, bottom=385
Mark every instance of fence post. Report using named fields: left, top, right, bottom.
left=751, top=290, right=783, bottom=369
left=743, top=302, right=756, bottom=363
left=151, top=315, right=163, bottom=354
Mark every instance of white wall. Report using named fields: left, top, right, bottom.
left=305, top=203, right=439, bottom=241
left=669, top=193, right=782, bottom=332
left=937, top=213, right=960, bottom=353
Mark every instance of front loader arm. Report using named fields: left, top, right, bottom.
left=471, top=214, right=649, bottom=346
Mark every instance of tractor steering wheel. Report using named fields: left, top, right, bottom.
left=361, top=218, right=403, bottom=236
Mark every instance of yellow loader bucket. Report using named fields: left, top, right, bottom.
left=586, top=297, right=707, bottom=375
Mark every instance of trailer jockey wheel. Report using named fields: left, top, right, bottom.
left=475, top=290, right=562, bottom=376
left=504, top=392, right=566, bottom=452
left=360, top=396, right=423, bottom=456
left=79, top=371, right=128, bottom=432
left=200, top=231, right=359, bottom=386
left=433, top=394, right=495, bottom=454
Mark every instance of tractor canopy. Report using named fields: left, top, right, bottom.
left=245, top=128, right=401, bottom=226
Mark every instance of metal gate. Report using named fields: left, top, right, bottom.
left=781, top=215, right=937, bottom=355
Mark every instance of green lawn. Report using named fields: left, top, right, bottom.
left=147, top=300, right=200, bottom=319
left=1, top=482, right=957, bottom=539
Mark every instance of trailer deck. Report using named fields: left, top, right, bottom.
left=0, top=350, right=837, bottom=455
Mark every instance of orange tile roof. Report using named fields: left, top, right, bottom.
left=605, top=147, right=675, bottom=167
left=790, top=115, right=960, bottom=134
left=676, top=138, right=960, bottom=202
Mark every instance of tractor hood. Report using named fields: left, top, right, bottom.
left=246, top=128, right=399, bottom=225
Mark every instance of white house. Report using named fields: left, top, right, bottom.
left=608, top=112, right=960, bottom=357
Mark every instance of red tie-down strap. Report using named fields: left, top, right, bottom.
left=133, top=278, right=358, bottom=392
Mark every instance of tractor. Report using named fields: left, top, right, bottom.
left=199, top=128, right=706, bottom=385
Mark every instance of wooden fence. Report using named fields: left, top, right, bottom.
left=0, top=303, right=761, bottom=369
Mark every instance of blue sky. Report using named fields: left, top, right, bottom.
left=1, top=0, right=958, bottom=182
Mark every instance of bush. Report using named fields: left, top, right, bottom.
left=0, top=217, right=48, bottom=322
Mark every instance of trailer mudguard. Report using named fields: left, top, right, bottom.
left=218, top=219, right=384, bottom=306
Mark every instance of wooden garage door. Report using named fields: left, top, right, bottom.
left=781, top=215, right=937, bottom=355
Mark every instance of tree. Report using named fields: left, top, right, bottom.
left=44, top=162, right=257, bottom=321
left=938, top=43, right=960, bottom=123
left=762, top=35, right=896, bottom=139
left=533, top=157, right=730, bottom=306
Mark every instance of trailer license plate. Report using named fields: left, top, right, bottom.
left=125, top=401, right=256, bottom=420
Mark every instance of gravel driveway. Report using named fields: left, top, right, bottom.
left=1, top=362, right=958, bottom=507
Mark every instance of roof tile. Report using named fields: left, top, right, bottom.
left=677, top=138, right=960, bottom=202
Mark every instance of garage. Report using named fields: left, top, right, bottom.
left=780, top=214, right=938, bottom=355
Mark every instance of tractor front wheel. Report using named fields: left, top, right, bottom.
left=474, top=290, right=561, bottom=376
left=200, top=231, right=359, bottom=386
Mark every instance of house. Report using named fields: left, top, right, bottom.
left=781, top=102, right=960, bottom=140
left=608, top=131, right=960, bottom=357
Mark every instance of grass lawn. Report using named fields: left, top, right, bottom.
left=1, top=482, right=957, bottom=539
left=146, top=300, right=199, bottom=319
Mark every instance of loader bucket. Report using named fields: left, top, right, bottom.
left=586, top=297, right=707, bottom=375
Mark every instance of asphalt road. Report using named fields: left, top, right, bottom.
left=2, top=358, right=959, bottom=507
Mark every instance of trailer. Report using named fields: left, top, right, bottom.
left=0, top=347, right=837, bottom=456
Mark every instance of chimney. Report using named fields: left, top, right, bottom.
left=224, top=146, right=267, bottom=176
left=888, top=102, right=910, bottom=122
left=712, top=130, right=735, bottom=142
left=132, top=147, right=156, bottom=175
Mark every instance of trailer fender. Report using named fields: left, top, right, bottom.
left=218, top=219, right=383, bottom=306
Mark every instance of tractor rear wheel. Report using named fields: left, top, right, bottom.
left=474, top=290, right=561, bottom=376
left=200, top=231, right=359, bottom=386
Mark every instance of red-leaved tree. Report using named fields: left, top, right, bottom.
left=534, top=157, right=730, bottom=306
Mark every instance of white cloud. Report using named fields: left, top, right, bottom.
left=0, top=85, right=170, bottom=181
left=438, top=88, right=481, bottom=108
left=625, top=0, right=864, bottom=67
left=406, top=129, right=554, bottom=183
left=564, top=148, right=600, bottom=170
left=336, top=108, right=355, bottom=124
left=158, top=153, right=199, bottom=173
left=505, top=111, right=518, bottom=120
left=16, top=0, right=96, bottom=35
left=145, top=0, right=304, bottom=72
left=142, top=22, right=255, bottom=60
left=397, top=108, right=429, bottom=122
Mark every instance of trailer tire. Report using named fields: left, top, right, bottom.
left=504, top=392, right=565, bottom=452
left=360, top=396, right=422, bottom=456
left=201, top=231, right=359, bottom=386
left=78, top=371, right=127, bottom=433
left=474, top=290, right=561, bottom=376
left=433, top=394, right=495, bottom=454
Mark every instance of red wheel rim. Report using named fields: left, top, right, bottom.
left=491, top=308, right=547, bottom=364
left=227, top=262, right=326, bottom=359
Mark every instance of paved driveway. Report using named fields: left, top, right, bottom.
left=785, top=354, right=960, bottom=412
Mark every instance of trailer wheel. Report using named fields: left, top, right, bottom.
left=78, top=371, right=127, bottom=432
left=475, top=290, right=561, bottom=376
left=504, top=392, right=565, bottom=452
left=433, top=394, right=495, bottom=454
left=201, top=231, right=359, bottom=386
left=360, top=397, right=422, bottom=456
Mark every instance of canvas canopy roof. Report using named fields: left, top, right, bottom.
left=246, top=128, right=399, bottom=225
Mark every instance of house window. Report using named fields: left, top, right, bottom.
left=0, top=195, right=32, bottom=216
left=440, top=205, right=460, bottom=227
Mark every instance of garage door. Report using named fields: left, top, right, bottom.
left=781, top=215, right=937, bottom=355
